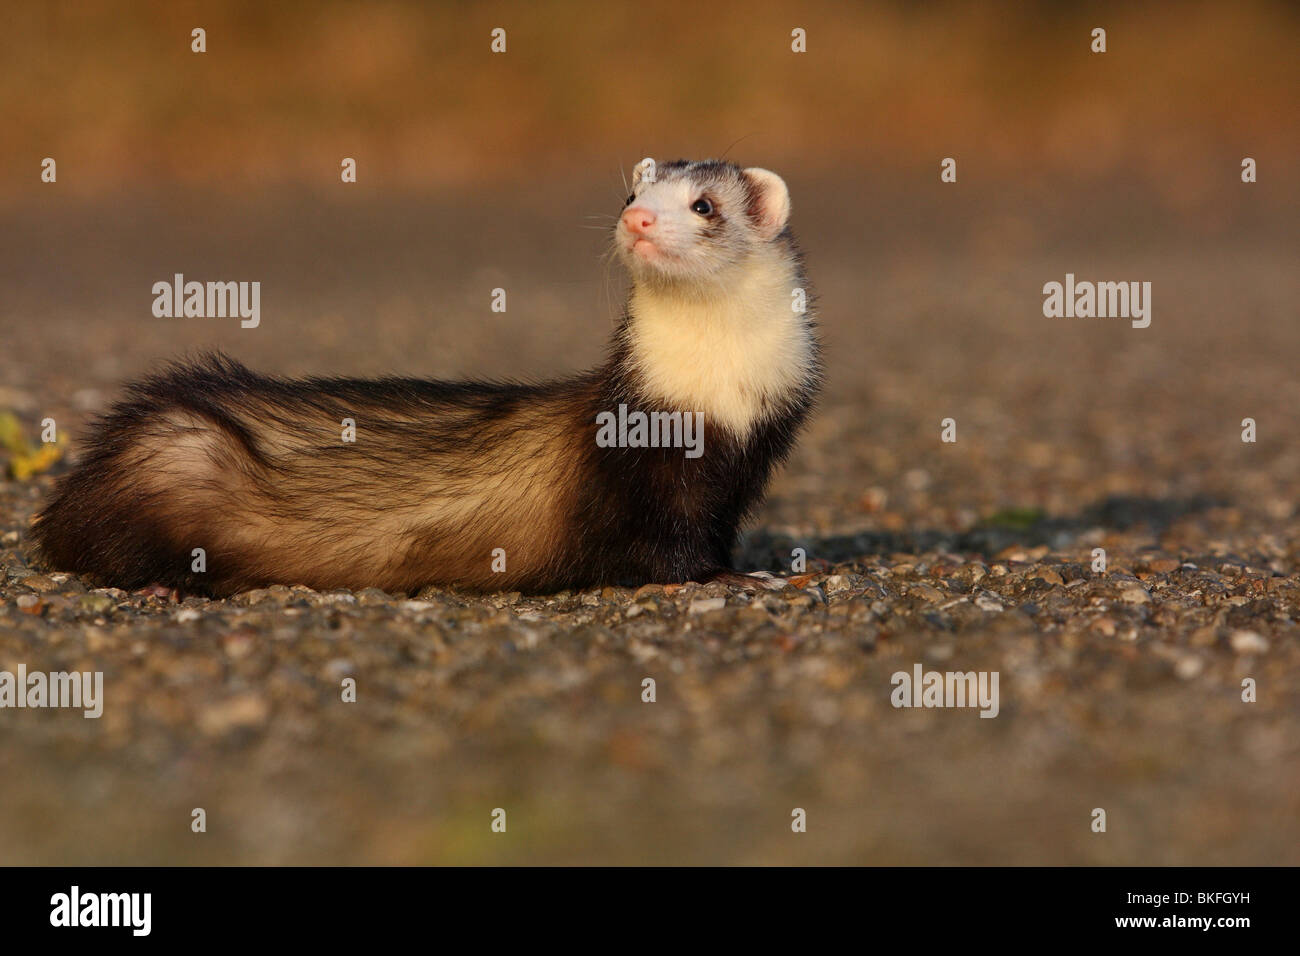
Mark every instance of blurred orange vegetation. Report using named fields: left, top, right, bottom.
left=1, top=0, right=1296, bottom=196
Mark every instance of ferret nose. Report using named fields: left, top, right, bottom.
left=621, top=207, right=656, bottom=236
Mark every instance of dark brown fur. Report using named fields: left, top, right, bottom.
left=32, top=341, right=816, bottom=596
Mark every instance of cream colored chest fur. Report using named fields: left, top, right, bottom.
left=625, top=253, right=814, bottom=438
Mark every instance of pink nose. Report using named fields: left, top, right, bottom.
left=621, top=206, right=656, bottom=236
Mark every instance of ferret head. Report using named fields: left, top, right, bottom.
left=615, top=159, right=792, bottom=287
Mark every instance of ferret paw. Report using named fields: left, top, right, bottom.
left=709, top=570, right=790, bottom=591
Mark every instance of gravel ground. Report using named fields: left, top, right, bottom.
left=1, top=180, right=1297, bottom=864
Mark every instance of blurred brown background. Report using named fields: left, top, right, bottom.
left=3, top=0, right=1297, bottom=194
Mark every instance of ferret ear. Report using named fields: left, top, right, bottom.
left=742, top=167, right=791, bottom=240
left=632, top=157, right=656, bottom=187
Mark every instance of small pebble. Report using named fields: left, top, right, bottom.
left=689, top=597, right=726, bottom=615
left=1229, top=630, right=1269, bottom=654
left=1120, top=587, right=1150, bottom=604
left=197, top=694, right=271, bottom=736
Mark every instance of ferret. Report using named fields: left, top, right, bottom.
left=32, top=159, right=822, bottom=597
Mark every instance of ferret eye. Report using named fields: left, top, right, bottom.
left=624, top=194, right=635, bottom=207
left=691, top=198, right=713, bottom=216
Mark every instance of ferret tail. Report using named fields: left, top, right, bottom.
left=30, top=352, right=265, bottom=595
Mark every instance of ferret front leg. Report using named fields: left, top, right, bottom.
left=134, top=583, right=181, bottom=602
